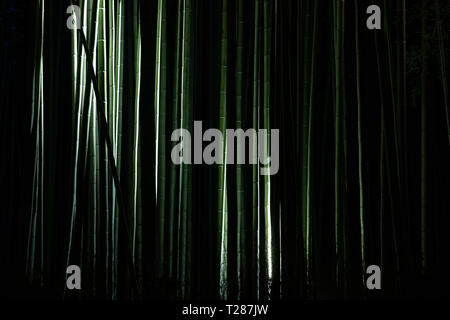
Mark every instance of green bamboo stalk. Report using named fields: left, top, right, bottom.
left=66, top=0, right=87, bottom=296
left=218, top=0, right=228, bottom=299
left=132, top=0, right=143, bottom=295
left=154, top=0, right=167, bottom=280
left=169, top=0, right=182, bottom=280
left=252, top=0, right=261, bottom=299
left=89, top=0, right=100, bottom=295
left=113, top=0, right=125, bottom=298
left=106, top=0, right=116, bottom=296
left=301, top=0, right=311, bottom=271
left=178, top=0, right=192, bottom=298
left=235, top=0, right=245, bottom=300
left=177, top=0, right=186, bottom=297
left=97, top=0, right=110, bottom=295
left=374, top=30, right=385, bottom=274
left=38, top=0, right=46, bottom=288
left=354, top=0, right=366, bottom=286
left=306, top=0, right=318, bottom=293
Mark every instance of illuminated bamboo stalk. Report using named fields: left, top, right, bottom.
left=183, top=0, right=193, bottom=298
left=262, top=0, right=272, bottom=297
left=168, top=0, right=182, bottom=281
left=106, top=0, right=116, bottom=296
left=112, top=0, right=124, bottom=298
left=131, top=0, right=143, bottom=295
left=252, top=0, right=261, bottom=299
left=218, top=0, right=228, bottom=299
left=306, top=0, right=318, bottom=292
left=66, top=0, right=87, bottom=295
left=154, top=0, right=167, bottom=280
left=97, top=0, right=110, bottom=295
left=88, top=0, right=100, bottom=295
left=235, top=0, right=245, bottom=299
left=27, top=0, right=45, bottom=283
left=301, top=0, right=311, bottom=268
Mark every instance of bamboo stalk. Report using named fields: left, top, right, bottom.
left=354, top=0, right=366, bottom=287
left=154, top=0, right=167, bottom=280
left=218, top=0, right=228, bottom=300
left=252, top=0, right=261, bottom=299
left=262, top=0, right=272, bottom=298
left=306, top=0, right=318, bottom=294
left=333, top=0, right=342, bottom=289
left=132, top=0, right=143, bottom=296
left=235, top=0, right=245, bottom=300
left=169, top=0, right=182, bottom=281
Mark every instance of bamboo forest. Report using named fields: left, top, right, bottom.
left=1, top=0, right=450, bottom=300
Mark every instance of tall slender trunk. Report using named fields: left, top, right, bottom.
left=133, top=0, right=143, bottom=295
left=155, top=0, right=167, bottom=281
left=332, top=0, right=342, bottom=290
left=218, top=0, right=228, bottom=299
left=235, top=0, right=245, bottom=300
left=354, top=0, right=366, bottom=286
left=252, top=0, right=261, bottom=299
left=169, top=0, right=182, bottom=281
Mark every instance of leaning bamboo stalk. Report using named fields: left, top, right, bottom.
left=434, top=0, right=450, bottom=146
left=77, top=13, right=139, bottom=294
